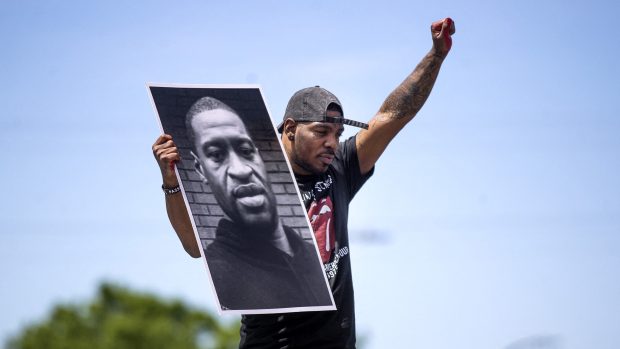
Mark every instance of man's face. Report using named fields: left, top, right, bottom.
left=191, top=109, right=278, bottom=232
left=291, top=110, right=344, bottom=175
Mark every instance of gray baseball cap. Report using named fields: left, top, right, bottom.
left=276, top=86, right=369, bottom=133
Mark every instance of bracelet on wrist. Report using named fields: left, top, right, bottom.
left=162, top=184, right=181, bottom=196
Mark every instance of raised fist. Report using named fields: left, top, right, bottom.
left=431, top=17, right=456, bottom=58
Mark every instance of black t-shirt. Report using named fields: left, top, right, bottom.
left=207, top=220, right=333, bottom=311
left=240, top=135, right=374, bottom=349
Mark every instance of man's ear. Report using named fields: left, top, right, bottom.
left=283, top=119, right=297, bottom=141
left=191, top=150, right=208, bottom=184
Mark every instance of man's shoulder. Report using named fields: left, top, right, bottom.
left=282, top=224, right=304, bottom=240
left=332, top=133, right=374, bottom=198
left=329, top=134, right=360, bottom=177
left=282, top=225, right=312, bottom=250
left=335, top=135, right=358, bottom=162
left=205, top=220, right=246, bottom=262
left=282, top=225, right=317, bottom=259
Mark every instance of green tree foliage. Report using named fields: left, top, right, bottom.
left=7, top=283, right=240, bottom=349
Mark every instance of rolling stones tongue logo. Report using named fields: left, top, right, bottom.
left=308, top=197, right=335, bottom=263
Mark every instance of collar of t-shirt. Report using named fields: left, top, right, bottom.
left=295, top=173, right=333, bottom=209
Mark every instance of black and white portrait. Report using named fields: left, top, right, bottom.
left=148, top=84, right=335, bottom=314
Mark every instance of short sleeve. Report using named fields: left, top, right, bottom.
left=337, top=134, right=374, bottom=201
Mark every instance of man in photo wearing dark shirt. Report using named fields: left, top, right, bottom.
left=153, top=18, right=455, bottom=348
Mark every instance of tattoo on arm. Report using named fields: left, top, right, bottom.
left=379, top=52, right=444, bottom=120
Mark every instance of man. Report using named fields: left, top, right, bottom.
left=153, top=17, right=455, bottom=348
left=155, top=96, right=332, bottom=310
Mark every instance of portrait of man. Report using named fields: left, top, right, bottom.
left=149, top=85, right=334, bottom=313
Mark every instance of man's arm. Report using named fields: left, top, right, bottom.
left=152, top=134, right=201, bottom=258
left=356, top=18, right=455, bottom=174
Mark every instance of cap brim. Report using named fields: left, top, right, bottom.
left=324, top=116, right=369, bottom=130
left=276, top=117, right=368, bottom=134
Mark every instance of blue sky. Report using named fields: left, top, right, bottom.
left=1, top=0, right=619, bottom=348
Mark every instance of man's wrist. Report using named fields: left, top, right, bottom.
left=429, top=47, right=447, bottom=60
left=162, top=175, right=179, bottom=188
left=162, top=184, right=181, bottom=196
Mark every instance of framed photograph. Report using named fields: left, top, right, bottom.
left=148, top=84, right=335, bottom=314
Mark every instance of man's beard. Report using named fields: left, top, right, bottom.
left=292, top=148, right=327, bottom=175
left=234, top=198, right=279, bottom=237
